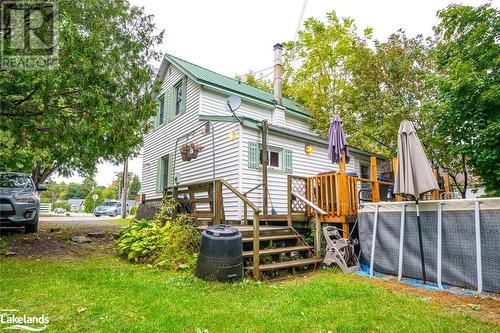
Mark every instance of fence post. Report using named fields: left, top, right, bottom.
left=252, top=210, right=260, bottom=279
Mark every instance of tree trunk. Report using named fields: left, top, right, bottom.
left=461, top=154, right=468, bottom=199
left=31, top=164, right=58, bottom=186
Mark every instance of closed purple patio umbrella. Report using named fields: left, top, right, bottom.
left=328, top=114, right=350, bottom=164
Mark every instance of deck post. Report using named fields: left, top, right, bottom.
left=370, top=156, right=380, bottom=202
left=287, top=175, right=292, bottom=227
left=443, top=171, right=451, bottom=199
left=243, top=197, right=248, bottom=225
left=392, top=157, right=401, bottom=201
left=315, top=211, right=321, bottom=258
left=432, top=168, right=440, bottom=200
left=339, top=156, right=349, bottom=233
left=261, top=120, right=269, bottom=215
left=252, top=211, right=260, bottom=278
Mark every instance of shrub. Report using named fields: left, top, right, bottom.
left=129, top=206, right=138, bottom=216
left=117, top=199, right=200, bottom=272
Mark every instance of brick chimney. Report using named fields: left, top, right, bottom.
left=273, top=43, right=283, bottom=106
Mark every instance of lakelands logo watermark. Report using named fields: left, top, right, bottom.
left=0, top=0, right=59, bottom=70
left=0, top=310, right=49, bottom=331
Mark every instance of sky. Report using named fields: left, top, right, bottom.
left=54, top=0, right=495, bottom=186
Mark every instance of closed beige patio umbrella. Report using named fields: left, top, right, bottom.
left=394, top=120, right=438, bottom=284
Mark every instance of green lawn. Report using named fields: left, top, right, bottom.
left=0, top=256, right=496, bottom=332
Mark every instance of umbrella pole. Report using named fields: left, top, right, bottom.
left=416, top=200, right=427, bottom=284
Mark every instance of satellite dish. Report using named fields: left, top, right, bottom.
left=225, top=95, right=242, bottom=124
left=226, top=95, right=241, bottom=112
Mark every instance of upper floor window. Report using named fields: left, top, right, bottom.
left=158, top=96, right=165, bottom=126
left=175, top=80, right=184, bottom=115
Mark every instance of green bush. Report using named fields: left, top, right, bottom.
left=129, top=206, right=137, bottom=216
left=117, top=200, right=200, bottom=272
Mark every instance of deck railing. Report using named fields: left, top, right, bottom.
left=219, top=179, right=262, bottom=277
left=291, top=191, right=327, bottom=256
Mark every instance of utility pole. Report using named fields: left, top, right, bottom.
left=261, top=120, right=268, bottom=215
left=121, top=156, right=129, bottom=218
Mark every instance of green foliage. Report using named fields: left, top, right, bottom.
left=53, top=201, right=71, bottom=212
left=433, top=3, right=500, bottom=195
left=283, top=12, right=369, bottom=140
left=129, top=206, right=138, bottom=216
left=0, top=0, right=163, bottom=184
left=107, top=172, right=141, bottom=200
left=117, top=200, right=200, bottom=272
left=283, top=11, right=434, bottom=157
left=83, top=188, right=106, bottom=213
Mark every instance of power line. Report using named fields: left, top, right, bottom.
left=294, top=0, right=308, bottom=42
left=237, top=65, right=274, bottom=79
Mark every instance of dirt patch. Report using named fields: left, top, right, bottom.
left=1, top=223, right=122, bottom=258
left=369, top=274, right=500, bottom=325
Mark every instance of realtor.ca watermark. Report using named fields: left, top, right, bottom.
left=0, top=0, right=59, bottom=70
left=0, top=310, right=49, bottom=331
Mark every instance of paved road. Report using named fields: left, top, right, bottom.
left=40, top=215, right=124, bottom=227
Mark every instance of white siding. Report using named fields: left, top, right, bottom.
left=240, top=126, right=361, bottom=216
left=271, top=107, right=285, bottom=127
left=285, top=113, right=311, bottom=133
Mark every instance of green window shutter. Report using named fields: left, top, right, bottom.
left=167, top=154, right=174, bottom=187
left=163, top=88, right=171, bottom=123
left=181, top=76, right=187, bottom=113
left=283, top=149, right=293, bottom=174
left=156, top=158, right=163, bottom=193
left=248, top=141, right=259, bottom=169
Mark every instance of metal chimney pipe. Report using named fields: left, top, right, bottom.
left=273, top=43, right=283, bottom=106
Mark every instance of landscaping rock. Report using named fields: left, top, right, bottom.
left=6, top=251, right=17, bottom=256
left=70, top=236, right=91, bottom=243
left=50, top=228, right=61, bottom=233
left=86, top=231, right=105, bottom=238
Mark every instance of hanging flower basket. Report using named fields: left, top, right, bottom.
left=189, top=141, right=204, bottom=159
left=180, top=141, right=204, bottom=161
left=180, top=143, right=192, bottom=161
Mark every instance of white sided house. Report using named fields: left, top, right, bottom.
left=142, top=45, right=387, bottom=222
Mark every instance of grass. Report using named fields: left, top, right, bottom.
left=0, top=256, right=496, bottom=332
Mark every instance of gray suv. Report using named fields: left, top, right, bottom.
left=0, top=172, right=47, bottom=233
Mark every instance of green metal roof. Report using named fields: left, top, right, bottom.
left=165, top=54, right=310, bottom=118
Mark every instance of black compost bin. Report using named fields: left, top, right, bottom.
left=195, top=224, right=243, bottom=282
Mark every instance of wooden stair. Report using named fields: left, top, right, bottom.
left=242, top=234, right=300, bottom=243
left=243, top=245, right=314, bottom=257
left=240, top=224, right=320, bottom=278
